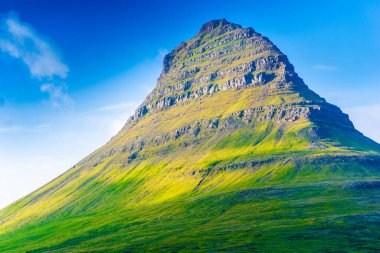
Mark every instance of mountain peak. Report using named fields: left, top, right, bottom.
left=198, top=18, right=242, bottom=35
left=2, top=19, right=380, bottom=252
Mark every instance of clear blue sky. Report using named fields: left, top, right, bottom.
left=0, top=0, right=379, bottom=208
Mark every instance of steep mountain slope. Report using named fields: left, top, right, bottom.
left=1, top=19, right=380, bottom=252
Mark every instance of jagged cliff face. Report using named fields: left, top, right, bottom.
left=133, top=19, right=326, bottom=121
left=107, top=19, right=375, bottom=161
left=140, top=19, right=316, bottom=111
left=1, top=19, right=380, bottom=252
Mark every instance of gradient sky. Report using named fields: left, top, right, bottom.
left=0, top=0, right=379, bottom=208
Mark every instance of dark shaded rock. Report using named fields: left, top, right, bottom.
left=127, top=152, right=138, bottom=163
left=208, top=118, right=220, bottom=129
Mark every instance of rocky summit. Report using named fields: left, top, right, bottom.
left=1, top=19, right=380, bottom=252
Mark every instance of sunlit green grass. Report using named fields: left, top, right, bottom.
left=1, top=183, right=380, bottom=252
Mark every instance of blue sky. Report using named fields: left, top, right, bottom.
left=0, top=0, right=379, bottom=208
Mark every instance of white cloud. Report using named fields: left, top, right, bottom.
left=313, top=64, right=338, bottom=71
left=40, top=83, right=73, bottom=108
left=0, top=123, right=52, bottom=135
left=98, top=102, right=138, bottom=112
left=0, top=16, right=68, bottom=79
left=345, top=104, right=380, bottom=143
left=0, top=13, right=71, bottom=107
left=0, top=125, right=23, bottom=134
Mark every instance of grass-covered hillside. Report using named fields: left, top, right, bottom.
left=0, top=19, right=379, bottom=252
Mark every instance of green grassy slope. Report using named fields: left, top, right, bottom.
left=0, top=19, right=379, bottom=252
left=1, top=184, right=380, bottom=252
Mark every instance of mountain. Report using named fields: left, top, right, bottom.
left=1, top=19, right=380, bottom=252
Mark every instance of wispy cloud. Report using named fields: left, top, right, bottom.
left=312, top=64, right=338, bottom=71
left=40, top=83, right=73, bottom=107
left=0, top=13, right=71, bottom=107
left=0, top=125, right=23, bottom=134
left=0, top=123, right=52, bottom=135
left=98, top=102, right=138, bottom=112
